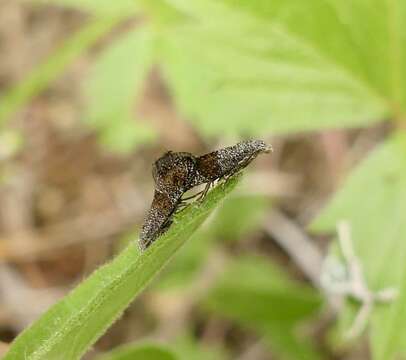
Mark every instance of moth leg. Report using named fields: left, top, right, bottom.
left=175, top=202, right=190, bottom=214
left=197, top=182, right=212, bottom=202
left=181, top=189, right=204, bottom=201
left=175, top=190, right=204, bottom=214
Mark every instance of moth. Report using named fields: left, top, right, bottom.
left=139, top=140, right=272, bottom=250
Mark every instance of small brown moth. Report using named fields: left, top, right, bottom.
left=139, top=140, right=272, bottom=250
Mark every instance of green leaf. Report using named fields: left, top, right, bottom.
left=4, top=175, right=241, bottom=360
left=210, top=195, right=270, bottom=241
left=0, top=129, right=24, bottom=160
left=159, top=0, right=406, bottom=135
left=0, top=17, right=123, bottom=126
left=97, top=114, right=153, bottom=153
left=204, top=255, right=323, bottom=360
left=30, top=0, right=140, bottom=16
left=140, top=0, right=190, bottom=26
left=84, top=27, right=156, bottom=153
left=173, top=334, right=229, bottom=360
left=311, top=133, right=406, bottom=360
left=220, top=0, right=406, bottom=112
left=96, top=342, right=177, bottom=360
left=98, top=118, right=155, bottom=154
left=157, top=194, right=269, bottom=289
left=155, top=231, right=212, bottom=290
left=157, top=195, right=270, bottom=290
left=160, top=20, right=387, bottom=135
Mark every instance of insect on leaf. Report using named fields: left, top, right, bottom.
left=4, top=175, right=241, bottom=360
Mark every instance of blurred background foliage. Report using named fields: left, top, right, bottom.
left=0, top=0, right=405, bottom=359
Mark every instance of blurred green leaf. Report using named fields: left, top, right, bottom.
left=96, top=342, right=177, bottom=360
left=204, top=255, right=323, bottom=360
left=85, top=28, right=154, bottom=127
left=173, top=334, right=229, bottom=360
left=31, top=0, right=140, bottom=16
left=85, top=27, right=156, bottom=153
left=156, top=231, right=212, bottom=290
left=311, top=133, right=406, bottom=360
left=164, top=0, right=241, bottom=22
left=210, top=195, right=269, bottom=241
left=160, top=21, right=387, bottom=135
left=4, top=176, right=241, bottom=360
left=97, top=334, right=229, bottom=360
left=0, top=17, right=122, bottom=126
left=157, top=195, right=270, bottom=290
left=140, top=0, right=190, bottom=26
left=220, top=0, right=406, bottom=112
left=98, top=116, right=155, bottom=154
left=158, top=0, right=406, bottom=135
left=0, top=129, right=24, bottom=160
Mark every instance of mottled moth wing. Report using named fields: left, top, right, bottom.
left=139, top=151, right=198, bottom=250
left=139, top=189, right=181, bottom=251
left=194, top=140, right=272, bottom=184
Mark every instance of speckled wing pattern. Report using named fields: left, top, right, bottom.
left=139, top=140, right=272, bottom=250
left=138, top=189, right=180, bottom=250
